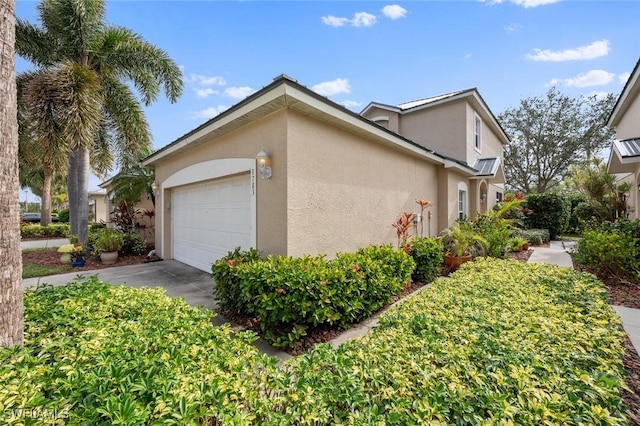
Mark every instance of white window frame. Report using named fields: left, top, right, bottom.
left=457, top=182, right=468, bottom=220
left=474, top=114, right=482, bottom=152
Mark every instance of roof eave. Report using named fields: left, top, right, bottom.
left=608, top=56, right=640, bottom=127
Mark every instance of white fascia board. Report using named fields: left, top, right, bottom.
left=360, top=102, right=400, bottom=116
left=142, top=85, right=287, bottom=166
left=609, top=66, right=640, bottom=127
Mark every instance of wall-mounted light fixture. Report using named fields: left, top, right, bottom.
left=151, top=181, right=159, bottom=196
left=256, top=148, right=272, bottom=179
left=480, top=192, right=487, bottom=203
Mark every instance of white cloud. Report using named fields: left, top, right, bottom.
left=526, top=40, right=610, bottom=62
left=195, top=88, right=219, bottom=98
left=504, top=23, right=522, bottom=33
left=549, top=69, right=615, bottom=88
left=312, top=78, right=351, bottom=96
left=481, top=0, right=561, bottom=8
left=381, top=4, right=407, bottom=19
left=464, top=53, right=473, bottom=60
left=321, top=15, right=349, bottom=27
left=619, top=71, right=632, bottom=84
left=321, top=11, right=377, bottom=27
left=190, top=105, right=230, bottom=120
left=224, top=86, right=256, bottom=99
left=339, top=100, right=362, bottom=108
left=352, top=12, right=377, bottom=27
left=188, top=74, right=227, bottom=86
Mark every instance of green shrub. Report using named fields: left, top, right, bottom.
left=120, top=233, right=147, bottom=256
left=525, top=193, right=570, bottom=239
left=407, top=237, right=443, bottom=282
left=212, top=247, right=262, bottom=314
left=514, top=228, right=550, bottom=246
left=472, top=213, right=514, bottom=258
left=20, top=223, right=71, bottom=239
left=91, top=228, right=124, bottom=256
left=213, top=245, right=414, bottom=348
left=284, top=259, right=626, bottom=424
left=0, top=277, right=285, bottom=425
left=566, top=193, right=589, bottom=234
left=574, top=230, right=640, bottom=277
left=57, top=209, right=69, bottom=222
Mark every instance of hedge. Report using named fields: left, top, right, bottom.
left=525, top=193, right=570, bottom=239
left=20, top=223, right=71, bottom=239
left=407, top=237, right=443, bottom=283
left=212, top=245, right=415, bottom=348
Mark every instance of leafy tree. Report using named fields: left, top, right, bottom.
left=499, top=88, right=615, bottom=194
left=16, top=0, right=182, bottom=244
left=0, top=0, right=24, bottom=348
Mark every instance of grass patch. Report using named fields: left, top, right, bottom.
left=22, top=262, right=72, bottom=279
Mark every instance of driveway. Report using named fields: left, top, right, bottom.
left=23, top=260, right=216, bottom=311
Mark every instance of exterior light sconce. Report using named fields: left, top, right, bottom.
left=256, top=148, right=272, bottom=179
left=480, top=192, right=487, bottom=203
left=151, top=181, right=159, bottom=196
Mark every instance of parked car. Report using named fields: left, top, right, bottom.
left=22, top=213, right=60, bottom=223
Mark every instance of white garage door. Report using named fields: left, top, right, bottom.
left=171, top=173, right=253, bottom=272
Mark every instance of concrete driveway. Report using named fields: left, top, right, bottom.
left=23, top=260, right=216, bottom=312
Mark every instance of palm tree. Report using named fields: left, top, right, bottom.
left=16, top=0, right=183, bottom=244
left=0, top=0, right=24, bottom=348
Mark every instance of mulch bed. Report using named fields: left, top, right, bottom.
left=22, top=247, right=146, bottom=273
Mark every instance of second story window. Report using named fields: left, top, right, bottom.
left=474, top=115, right=482, bottom=151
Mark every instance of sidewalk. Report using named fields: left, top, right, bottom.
left=21, top=238, right=69, bottom=250
left=529, top=241, right=640, bottom=355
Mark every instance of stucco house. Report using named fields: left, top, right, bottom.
left=88, top=190, right=108, bottom=223
left=607, top=57, right=640, bottom=219
left=142, top=75, right=508, bottom=272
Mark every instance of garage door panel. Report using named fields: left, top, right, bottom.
left=172, top=173, right=253, bottom=272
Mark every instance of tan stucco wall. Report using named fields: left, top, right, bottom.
left=362, top=106, right=399, bottom=132
left=89, top=194, right=108, bottom=223
left=615, top=89, right=640, bottom=140
left=466, top=103, right=504, bottom=166
left=398, top=100, right=467, bottom=162
left=285, top=110, right=439, bottom=257
left=152, top=110, right=289, bottom=259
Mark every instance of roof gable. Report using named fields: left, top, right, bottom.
left=609, top=57, right=640, bottom=127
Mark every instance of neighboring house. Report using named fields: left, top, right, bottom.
left=607, top=57, right=640, bottom=219
left=142, top=75, right=508, bottom=272
left=99, top=178, right=155, bottom=243
left=88, top=190, right=108, bottom=223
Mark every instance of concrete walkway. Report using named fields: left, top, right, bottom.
left=21, top=238, right=69, bottom=250
left=529, top=241, right=640, bottom=355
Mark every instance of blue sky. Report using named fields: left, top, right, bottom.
left=15, top=0, right=640, bottom=197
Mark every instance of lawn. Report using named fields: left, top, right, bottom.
left=22, top=248, right=72, bottom=278
left=0, top=259, right=627, bottom=425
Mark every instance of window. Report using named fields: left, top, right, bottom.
left=474, top=115, right=482, bottom=151
left=458, top=190, right=467, bottom=220
left=496, top=192, right=503, bottom=203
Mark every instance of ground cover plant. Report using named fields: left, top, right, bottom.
left=1, top=259, right=629, bottom=424
left=0, top=277, right=285, bottom=425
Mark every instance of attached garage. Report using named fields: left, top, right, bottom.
left=157, top=159, right=258, bottom=272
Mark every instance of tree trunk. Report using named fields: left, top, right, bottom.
left=68, top=149, right=80, bottom=237
left=76, top=148, right=90, bottom=245
left=40, top=163, right=52, bottom=226
left=0, top=0, right=24, bottom=348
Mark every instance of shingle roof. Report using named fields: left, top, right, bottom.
left=615, top=138, right=640, bottom=158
